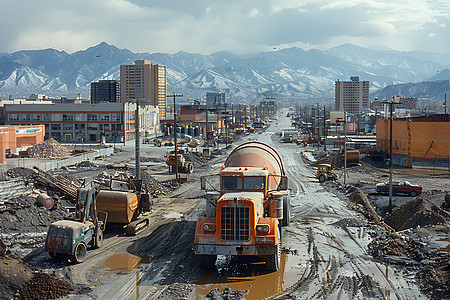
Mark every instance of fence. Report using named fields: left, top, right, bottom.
left=412, top=154, right=449, bottom=170
left=1, top=147, right=114, bottom=172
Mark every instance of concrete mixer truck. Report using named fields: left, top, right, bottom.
left=194, top=141, right=290, bottom=271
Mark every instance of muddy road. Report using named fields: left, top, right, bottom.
left=22, top=111, right=428, bottom=299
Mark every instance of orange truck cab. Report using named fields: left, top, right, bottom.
left=194, top=142, right=290, bottom=271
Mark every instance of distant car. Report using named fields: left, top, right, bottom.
left=376, top=181, right=422, bottom=196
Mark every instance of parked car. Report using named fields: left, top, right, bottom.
left=376, top=181, right=422, bottom=196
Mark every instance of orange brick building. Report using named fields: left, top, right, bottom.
left=0, top=125, right=45, bottom=163
left=376, top=115, right=450, bottom=168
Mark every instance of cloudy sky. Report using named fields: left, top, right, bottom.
left=1, top=0, right=449, bottom=55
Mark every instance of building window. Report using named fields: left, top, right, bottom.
left=87, top=114, right=98, bottom=121
left=75, top=114, right=84, bottom=121
left=100, top=114, right=110, bottom=121
left=42, top=114, right=50, bottom=121
left=50, top=124, right=61, bottom=131
left=63, top=123, right=73, bottom=131
left=32, top=114, right=41, bottom=121
left=8, top=114, right=19, bottom=121
left=87, top=124, right=98, bottom=130
left=62, top=114, right=74, bottom=121
left=21, top=114, right=32, bottom=121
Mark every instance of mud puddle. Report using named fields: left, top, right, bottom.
left=101, top=253, right=151, bottom=275
left=189, top=253, right=303, bottom=299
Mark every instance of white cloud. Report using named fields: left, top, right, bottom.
left=0, top=0, right=449, bottom=54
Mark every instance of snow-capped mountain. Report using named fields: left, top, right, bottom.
left=0, top=42, right=449, bottom=103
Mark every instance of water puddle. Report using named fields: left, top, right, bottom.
left=190, top=253, right=303, bottom=299
left=102, top=253, right=150, bottom=275
left=436, top=237, right=450, bottom=253
left=163, top=212, right=184, bottom=219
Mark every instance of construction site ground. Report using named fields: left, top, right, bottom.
left=0, top=110, right=448, bottom=299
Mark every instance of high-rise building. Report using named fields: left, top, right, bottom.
left=206, top=92, right=226, bottom=109
left=91, top=80, right=120, bottom=104
left=151, top=64, right=167, bottom=120
left=335, top=77, right=369, bottom=114
left=120, top=60, right=167, bottom=120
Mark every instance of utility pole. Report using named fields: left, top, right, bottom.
left=323, top=105, right=327, bottom=151
left=382, top=98, right=400, bottom=213
left=135, top=102, right=140, bottom=180
left=166, top=94, right=183, bottom=182
left=317, top=103, right=320, bottom=150
left=224, top=103, right=228, bottom=148
left=344, top=112, right=347, bottom=185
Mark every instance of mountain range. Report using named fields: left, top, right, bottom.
left=0, top=42, right=449, bottom=104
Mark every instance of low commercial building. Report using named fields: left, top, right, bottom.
left=377, top=114, right=450, bottom=168
left=0, top=125, right=45, bottom=163
left=3, top=103, right=159, bottom=143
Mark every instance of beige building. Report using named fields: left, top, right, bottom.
left=120, top=60, right=167, bottom=120
left=335, top=77, right=369, bottom=114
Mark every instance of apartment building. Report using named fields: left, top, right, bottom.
left=120, top=60, right=167, bottom=121
left=3, top=103, right=159, bottom=143
left=335, top=77, right=369, bottom=114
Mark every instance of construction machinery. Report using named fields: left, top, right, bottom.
left=45, top=178, right=152, bottom=262
left=195, top=141, right=290, bottom=271
left=316, top=164, right=338, bottom=182
left=45, top=185, right=107, bottom=263
left=166, top=151, right=194, bottom=174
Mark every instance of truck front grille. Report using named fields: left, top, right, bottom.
left=221, top=206, right=250, bottom=241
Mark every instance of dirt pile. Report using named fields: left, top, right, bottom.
left=5, top=167, right=36, bottom=180
left=416, top=256, right=450, bottom=300
left=383, top=196, right=450, bottom=231
left=26, top=138, right=71, bottom=159
left=16, top=272, right=73, bottom=299
left=346, top=186, right=393, bottom=232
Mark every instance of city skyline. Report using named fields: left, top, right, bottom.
left=1, top=0, right=449, bottom=55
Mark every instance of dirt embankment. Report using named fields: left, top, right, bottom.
left=309, top=149, right=450, bottom=300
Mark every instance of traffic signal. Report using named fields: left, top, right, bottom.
left=385, top=159, right=390, bottom=167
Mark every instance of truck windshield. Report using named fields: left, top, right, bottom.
left=222, top=176, right=242, bottom=190
left=243, top=176, right=265, bottom=190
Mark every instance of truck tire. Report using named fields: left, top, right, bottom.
left=94, top=229, right=103, bottom=249
left=319, top=174, right=327, bottom=182
left=198, top=255, right=217, bottom=270
left=265, top=227, right=281, bottom=271
left=409, top=191, right=418, bottom=197
left=282, top=196, right=290, bottom=227
left=71, top=243, right=87, bottom=263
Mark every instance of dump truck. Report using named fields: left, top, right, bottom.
left=194, top=141, right=290, bottom=271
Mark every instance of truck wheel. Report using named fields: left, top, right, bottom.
left=94, top=229, right=103, bottom=248
left=198, top=255, right=217, bottom=270
left=265, top=227, right=281, bottom=271
left=319, top=174, right=327, bottom=182
left=188, top=163, right=194, bottom=173
left=409, top=191, right=418, bottom=197
left=282, top=196, right=290, bottom=227
left=71, top=243, right=87, bottom=263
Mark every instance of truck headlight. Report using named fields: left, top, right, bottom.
left=256, top=225, right=269, bottom=232
left=203, top=224, right=215, bottom=232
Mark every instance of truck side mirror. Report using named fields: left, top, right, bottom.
left=280, top=176, right=288, bottom=190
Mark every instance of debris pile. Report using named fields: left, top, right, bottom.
left=346, top=186, right=392, bottom=232
left=25, top=138, right=71, bottom=159
left=383, top=196, right=450, bottom=231
left=6, top=167, right=36, bottom=180
left=16, top=272, right=73, bottom=299
left=206, top=287, right=248, bottom=300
